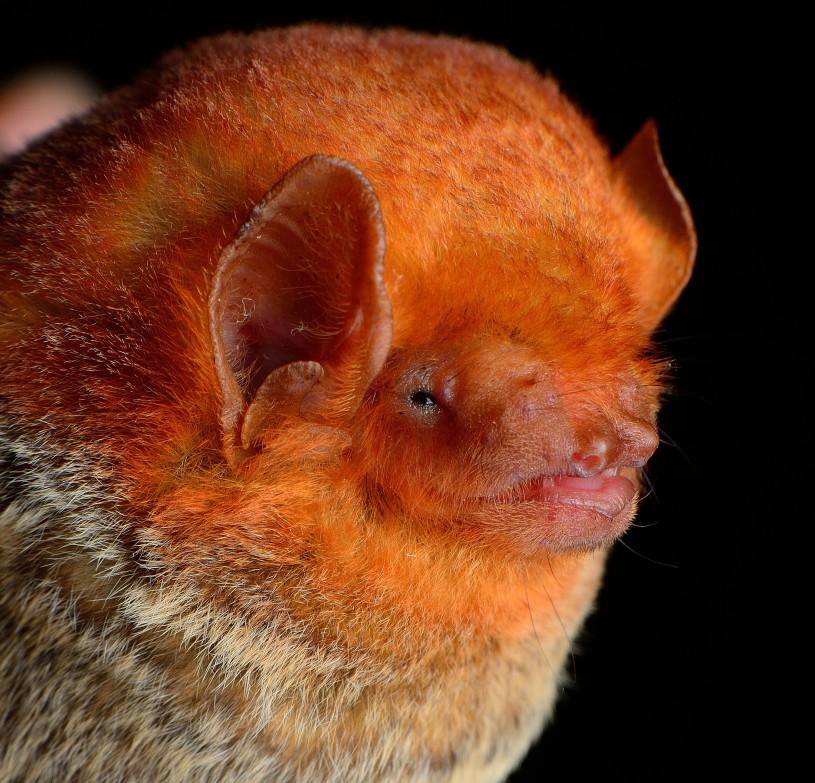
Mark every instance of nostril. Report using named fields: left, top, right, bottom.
left=570, top=421, right=659, bottom=475
left=623, top=421, right=660, bottom=467
left=571, top=442, right=608, bottom=477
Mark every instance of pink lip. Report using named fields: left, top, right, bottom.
left=493, top=469, right=636, bottom=519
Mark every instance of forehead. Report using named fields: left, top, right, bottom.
left=380, top=179, right=640, bottom=364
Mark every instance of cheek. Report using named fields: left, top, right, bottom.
left=356, top=403, right=473, bottom=501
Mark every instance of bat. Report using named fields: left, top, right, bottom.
left=0, top=24, right=695, bottom=782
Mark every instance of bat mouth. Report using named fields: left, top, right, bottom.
left=500, top=468, right=637, bottom=519
left=465, top=467, right=641, bottom=553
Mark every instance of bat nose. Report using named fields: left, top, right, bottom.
left=571, top=436, right=611, bottom=477
left=571, top=420, right=659, bottom=476
left=622, top=420, right=660, bottom=467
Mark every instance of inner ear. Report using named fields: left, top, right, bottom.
left=209, top=154, right=392, bottom=461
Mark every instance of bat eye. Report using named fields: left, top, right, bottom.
left=408, top=389, right=440, bottom=410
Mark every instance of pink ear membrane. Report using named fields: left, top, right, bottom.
left=240, top=360, right=324, bottom=450
left=209, top=155, right=393, bottom=462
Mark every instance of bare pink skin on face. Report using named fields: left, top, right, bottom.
left=519, top=471, right=635, bottom=518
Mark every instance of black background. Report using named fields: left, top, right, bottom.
left=2, top=5, right=793, bottom=780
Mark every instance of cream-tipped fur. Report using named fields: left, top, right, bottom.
left=0, top=25, right=693, bottom=782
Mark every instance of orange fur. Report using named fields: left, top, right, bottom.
left=0, top=25, right=694, bottom=782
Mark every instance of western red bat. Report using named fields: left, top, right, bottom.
left=0, top=25, right=695, bottom=782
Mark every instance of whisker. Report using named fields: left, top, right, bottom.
left=526, top=576, right=575, bottom=687
left=615, top=537, right=678, bottom=568
left=654, top=332, right=718, bottom=346
left=658, top=428, right=698, bottom=471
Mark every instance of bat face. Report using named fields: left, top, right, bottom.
left=358, top=332, right=661, bottom=556
left=0, top=25, right=694, bottom=783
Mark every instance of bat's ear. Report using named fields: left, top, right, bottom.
left=209, top=154, right=392, bottom=465
left=613, top=120, right=696, bottom=330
